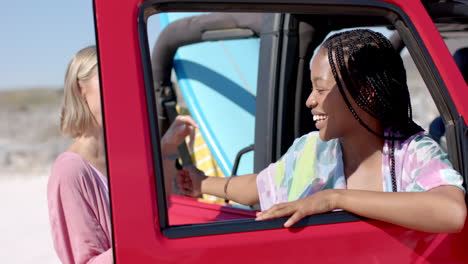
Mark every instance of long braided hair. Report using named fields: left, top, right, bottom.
left=322, top=29, right=422, bottom=191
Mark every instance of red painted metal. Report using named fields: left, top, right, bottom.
left=94, top=0, right=468, bottom=262
left=168, top=195, right=257, bottom=225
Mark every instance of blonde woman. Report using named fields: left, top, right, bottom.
left=47, top=46, right=196, bottom=264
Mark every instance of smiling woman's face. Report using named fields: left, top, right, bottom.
left=305, top=47, right=358, bottom=141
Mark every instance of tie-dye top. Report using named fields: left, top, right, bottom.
left=256, top=131, right=465, bottom=211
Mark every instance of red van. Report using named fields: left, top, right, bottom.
left=93, top=0, right=468, bottom=262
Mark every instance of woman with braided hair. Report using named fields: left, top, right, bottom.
left=179, top=29, right=466, bottom=233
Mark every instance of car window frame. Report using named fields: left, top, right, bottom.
left=137, top=0, right=466, bottom=239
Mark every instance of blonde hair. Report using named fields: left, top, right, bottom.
left=60, top=46, right=98, bottom=138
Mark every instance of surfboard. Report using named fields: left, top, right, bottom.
left=156, top=12, right=259, bottom=177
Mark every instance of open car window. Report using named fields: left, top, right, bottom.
left=148, top=12, right=258, bottom=179
left=139, top=3, right=467, bottom=238
left=148, top=12, right=260, bottom=218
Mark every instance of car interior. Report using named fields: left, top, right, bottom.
left=147, top=1, right=468, bottom=225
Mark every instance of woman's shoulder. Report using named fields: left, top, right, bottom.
left=50, top=152, right=91, bottom=186
left=53, top=152, right=88, bottom=170
left=403, top=131, right=444, bottom=155
left=397, top=131, right=464, bottom=192
left=396, top=131, right=456, bottom=172
left=287, top=131, right=320, bottom=153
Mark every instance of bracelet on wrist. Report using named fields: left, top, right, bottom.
left=224, top=176, right=234, bottom=202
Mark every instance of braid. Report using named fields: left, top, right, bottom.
left=323, top=29, right=423, bottom=192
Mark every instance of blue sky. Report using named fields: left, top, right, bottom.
left=0, top=1, right=95, bottom=90
left=0, top=1, right=392, bottom=91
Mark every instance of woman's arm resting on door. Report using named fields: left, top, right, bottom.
left=257, top=186, right=466, bottom=233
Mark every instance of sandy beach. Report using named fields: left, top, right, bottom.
left=0, top=175, right=60, bottom=264
left=0, top=88, right=68, bottom=263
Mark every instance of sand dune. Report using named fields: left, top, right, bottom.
left=0, top=88, right=70, bottom=179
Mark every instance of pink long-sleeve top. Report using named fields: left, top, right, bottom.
left=47, top=152, right=113, bottom=264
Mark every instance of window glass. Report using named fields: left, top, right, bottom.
left=422, top=3, right=468, bottom=150
left=401, top=47, right=445, bottom=146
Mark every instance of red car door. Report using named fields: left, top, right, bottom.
left=93, top=0, right=468, bottom=263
